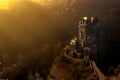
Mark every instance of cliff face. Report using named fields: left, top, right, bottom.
left=48, top=52, right=120, bottom=80
left=48, top=53, right=98, bottom=80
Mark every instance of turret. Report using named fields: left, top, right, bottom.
left=78, top=17, right=88, bottom=47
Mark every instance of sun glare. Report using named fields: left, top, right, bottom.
left=0, top=0, right=51, bottom=9
left=0, top=0, right=10, bottom=9
left=0, top=0, right=18, bottom=9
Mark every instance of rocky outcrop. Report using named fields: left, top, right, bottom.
left=48, top=52, right=98, bottom=80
